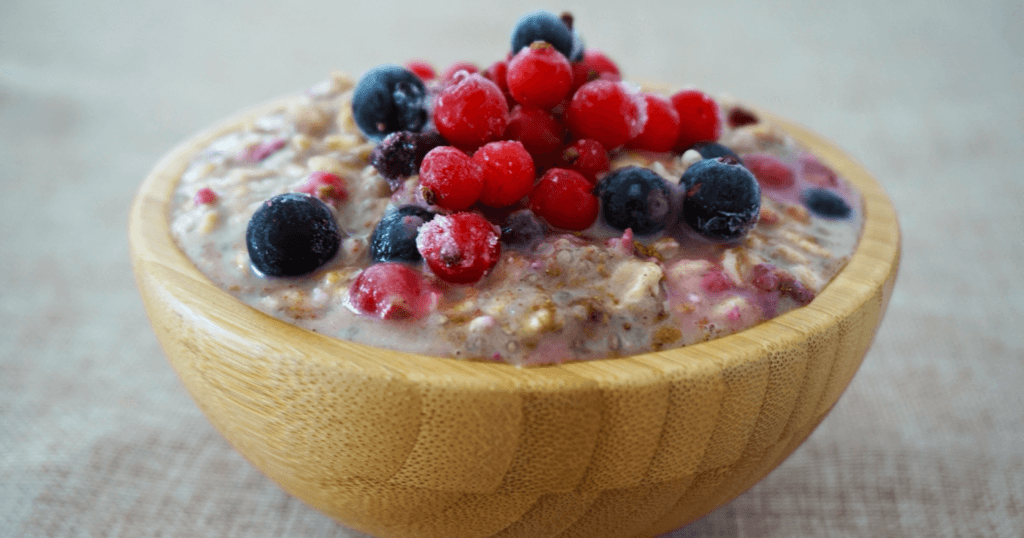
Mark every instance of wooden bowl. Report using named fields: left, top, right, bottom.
left=129, top=97, right=900, bottom=538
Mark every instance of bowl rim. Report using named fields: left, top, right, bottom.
left=129, top=92, right=900, bottom=390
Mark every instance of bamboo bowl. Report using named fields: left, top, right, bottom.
left=130, top=97, right=900, bottom=538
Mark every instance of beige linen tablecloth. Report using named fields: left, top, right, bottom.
left=2, top=1, right=1022, bottom=536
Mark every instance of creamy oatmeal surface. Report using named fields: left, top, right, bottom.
left=170, top=72, right=862, bottom=366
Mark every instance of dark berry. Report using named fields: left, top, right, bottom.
left=692, top=142, right=742, bottom=164
left=802, top=188, right=852, bottom=219
left=352, top=65, right=429, bottom=142
left=511, top=10, right=574, bottom=60
left=370, top=130, right=446, bottom=191
left=348, top=262, right=439, bottom=320
left=369, top=205, right=437, bottom=263
left=727, top=106, right=759, bottom=128
left=559, top=12, right=585, bottom=62
left=671, top=89, right=722, bottom=151
left=678, top=158, right=761, bottom=242
left=529, top=168, right=599, bottom=231
left=433, top=72, right=509, bottom=149
left=597, top=166, right=675, bottom=235
left=246, top=193, right=342, bottom=277
left=507, top=42, right=573, bottom=110
left=501, top=209, right=547, bottom=250
left=416, top=212, right=502, bottom=284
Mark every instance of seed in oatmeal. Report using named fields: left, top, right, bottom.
left=245, top=193, right=343, bottom=277
left=351, top=64, right=429, bottom=142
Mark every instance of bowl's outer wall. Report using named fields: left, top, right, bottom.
left=130, top=97, right=900, bottom=538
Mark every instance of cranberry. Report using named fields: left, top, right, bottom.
left=506, top=42, right=573, bottom=110
left=626, top=93, right=681, bottom=153
left=557, top=139, right=609, bottom=183
left=670, top=89, right=722, bottom=152
left=503, top=106, right=567, bottom=155
left=296, top=171, right=349, bottom=205
left=566, top=80, right=646, bottom=150
left=473, top=140, right=536, bottom=208
left=433, top=72, right=509, bottom=149
left=744, top=153, right=795, bottom=189
left=347, top=263, right=438, bottom=320
left=416, top=212, right=502, bottom=284
left=528, top=168, right=599, bottom=231
left=418, top=146, right=485, bottom=211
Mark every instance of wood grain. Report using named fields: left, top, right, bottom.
left=129, top=97, right=901, bottom=538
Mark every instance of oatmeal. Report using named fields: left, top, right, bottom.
left=169, top=14, right=862, bottom=367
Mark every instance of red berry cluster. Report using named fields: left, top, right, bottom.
left=351, top=12, right=732, bottom=315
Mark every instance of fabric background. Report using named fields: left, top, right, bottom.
left=2, top=0, right=1022, bottom=536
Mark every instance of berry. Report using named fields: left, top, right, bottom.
left=559, top=12, right=585, bottom=62
left=246, top=193, right=342, bottom=277
left=566, top=80, right=646, bottom=150
left=405, top=60, right=436, bottom=82
left=802, top=188, right=852, bottom=219
left=239, top=137, right=286, bottom=163
left=473, top=140, right=536, bottom=207
left=742, top=153, right=794, bottom=189
left=418, top=146, right=485, bottom=211
left=678, top=158, right=761, bottom=242
left=369, top=205, right=437, bottom=263
left=351, top=65, right=429, bottom=142
left=194, top=187, right=217, bottom=205
left=370, top=130, right=447, bottom=191
left=626, top=93, right=680, bottom=152
left=558, top=139, right=609, bottom=183
left=440, top=61, right=479, bottom=83
left=670, top=89, right=722, bottom=151
left=570, top=49, right=621, bottom=93
left=507, top=42, right=573, bottom=110
left=510, top=10, right=575, bottom=60
left=416, top=212, right=502, bottom=284
left=597, top=166, right=675, bottom=235
left=701, top=269, right=733, bottom=293
left=296, top=171, right=348, bottom=205
left=347, top=262, right=438, bottom=320
left=500, top=209, right=547, bottom=250
left=433, top=72, right=509, bottom=149
left=727, top=106, right=759, bottom=128
left=529, top=168, right=599, bottom=231
left=799, top=154, right=839, bottom=187
left=692, top=142, right=742, bottom=164
left=503, top=106, right=567, bottom=155
left=482, top=59, right=514, bottom=107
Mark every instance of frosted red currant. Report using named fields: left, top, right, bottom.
left=528, top=168, right=599, bottom=230
left=557, top=138, right=609, bottom=183
left=671, top=88, right=722, bottom=151
left=626, top=93, right=680, bottom=153
left=566, top=80, right=646, bottom=150
left=418, top=146, right=485, bottom=210
left=433, top=72, right=509, bottom=149
left=503, top=106, right=567, bottom=155
left=347, top=262, right=439, bottom=320
left=416, top=212, right=502, bottom=284
left=506, top=42, right=573, bottom=110
left=473, top=140, right=536, bottom=208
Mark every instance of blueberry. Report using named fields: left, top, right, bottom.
left=246, top=193, right=342, bottom=277
left=501, top=209, right=547, bottom=250
left=802, top=188, right=852, bottom=219
left=511, top=10, right=575, bottom=60
left=351, top=65, right=429, bottom=142
left=369, top=130, right=447, bottom=191
left=678, top=158, right=761, bottom=242
left=597, top=166, right=675, bottom=235
left=369, top=205, right=436, bottom=263
left=692, top=142, right=743, bottom=165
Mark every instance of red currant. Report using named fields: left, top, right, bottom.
left=433, top=72, right=509, bottom=149
left=701, top=269, right=733, bottom=294
left=503, top=105, right=567, bottom=155
left=506, top=42, right=573, bottom=110
left=418, top=146, right=484, bottom=210
left=566, top=80, right=646, bottom=150
left=416, top=212, right=502, bottom=284
left=626, top=93, right=680, bottom=152
left=528, top=168, right=599, bottom=230
left=406, top=60, right=436, bottom=82
left=570, top=49, right=621, bottom=93
left=347, top=262, right=439, bottom=320
left=473, top=140, right=536, bottom=208
left=557, top=139, right=609, bottom=183
left=295, top=171, right=349, bottom=205
left=743, top=153, right=795, bottom=189
left=440, top=61, right=479, bottom=83
left=482, top=59, right=514, bottom=107
left=194, top=187, right=217, bottom=205
left=671, top=89, right=722, bottom=151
